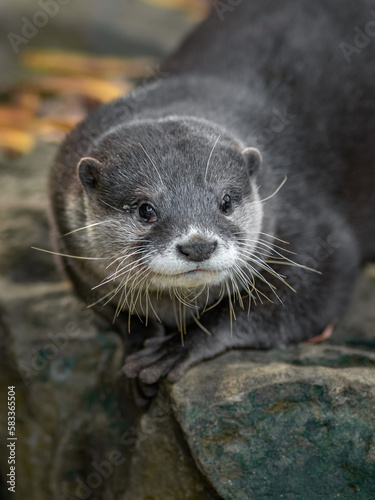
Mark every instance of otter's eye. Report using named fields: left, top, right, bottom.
left=139, top=203, right=157, bottom=223
left=220, top=194, right=232, bottom=214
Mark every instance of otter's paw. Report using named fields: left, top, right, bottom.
left=123, top=333, right=191, bottom=385
left=128, top=378, right=159, bottom=407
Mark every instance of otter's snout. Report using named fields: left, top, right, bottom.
left=177, top=236, right=218, bottom=262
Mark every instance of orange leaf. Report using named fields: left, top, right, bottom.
left=0, top=128, right=35, bottom=155
left=33, top=113, right=85, bottom=134
left=0, top=107, right=34, bottom=128
left=26, top=76, right=132, bottom=103
left=139, top=0, right=210, bottom=20
left=21, top=50, right=156, bottom=79
left=13, top=91, right=40, bottom=113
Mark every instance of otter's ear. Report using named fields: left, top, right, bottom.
left=77, top=157, right=102, bottom=194
left=242, top=147, right=262, bottom=175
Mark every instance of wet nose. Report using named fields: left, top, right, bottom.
left=177, top=237, right=218, bottom=262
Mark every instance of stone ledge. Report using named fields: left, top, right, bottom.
left=124, top=346, right=375, bottom=499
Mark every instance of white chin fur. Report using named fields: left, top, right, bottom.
left=148, top=268, right=228, bottom=290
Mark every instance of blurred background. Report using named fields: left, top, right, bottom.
left=0, top=0, right=210, bottom=157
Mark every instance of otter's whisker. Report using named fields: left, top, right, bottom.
left=241, top=263, right=281, bottom=304
left=240, top=251, right=289, bottom=283
left=202, top=283, right=225, bottom=313
left=106, top=245, right=153, bottom=268
left=224, top=279, right=235, bottom=335
left=237, top=257, right=283, bottom=298
left=138, top=142, right=165, bottom=186
left=32, top=247, right=107, bottom=261
left=237, top=253, right=282, bottom=285
left=232, top=263, right=255, bottom=299
left=97, top=261, right=147, bottom=311
left=98, top=198, right=124, bottom=213
left=98, top=251, right=157, bottom=287
left=252, top=176, right=287, bottom=204
left=192, top=314, right=211, bottom=335
left=228, top=270, right=244, bottom=308
left=204, top=134, right=221, bottom=183
left=172, top=293, right=182, bottom=334
left=100, top=256, right=153, bottom=288
left=258, top=231, right=290, bottom=245
left=239, top=238, right=319, bottom=274
left=145, top=284, right=162, bottom=323
left=60, top=220, right=111, bottom=238
left=238, top=237, right=297, bottom=255
left=93, top=257, right=147, bottom=289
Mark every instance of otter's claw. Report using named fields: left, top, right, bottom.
left=129, top=378, right=158, bottom=407
left=123, top=333, right=188, bottom=385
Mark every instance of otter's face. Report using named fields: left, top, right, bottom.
left=77, top=119, right=263, bottom=303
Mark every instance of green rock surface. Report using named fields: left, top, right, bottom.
left=123, top=387, right=221, bottom=500
left=172, top=348, right=375, bottom=500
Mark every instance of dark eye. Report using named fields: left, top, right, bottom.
left=220, top=194, right=232, bottom=214
left=139, top=203, right=157, bottom=223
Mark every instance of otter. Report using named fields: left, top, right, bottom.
left=49, top=0, right=375, bottom=399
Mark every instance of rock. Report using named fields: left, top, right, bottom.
left=123, top=388, right=221, bottom=500
left=0, top=277, right=143, bottom=500
left=168, top=347, right=375, bottom=499
left=331, top=264, right=375, bottom=350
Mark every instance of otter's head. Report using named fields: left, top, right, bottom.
left=77, top=117, right=264, bottom=313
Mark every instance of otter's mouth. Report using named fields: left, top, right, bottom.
left=177, top=269, right=207, bottom=276
left=146, top=267, right=226, bottom=290
left=149, top=268, right=213, bottom=278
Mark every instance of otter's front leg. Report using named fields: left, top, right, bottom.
left=116, top=315, right=166, bottom=405
left=122, top=292, right=319, bottom=386
left=123, top=227, right=360, bottom=386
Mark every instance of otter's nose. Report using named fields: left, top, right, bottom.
left=177, top=237, right=218, bottom=262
